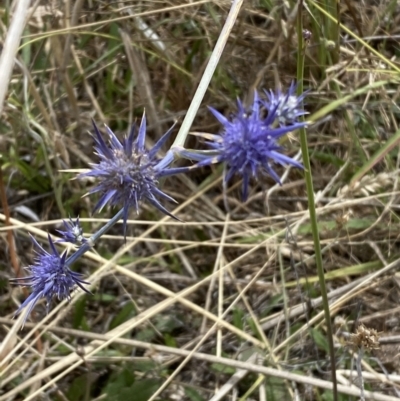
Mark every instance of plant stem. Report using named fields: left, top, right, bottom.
left=0, top=0, right=31, bottom=117
left=296, top=3, right=338, bottom=400
left=66, top=208, right=124, bottom=266
left=324, top=0, right=340, bottom=64
left=172, top=0, right=244, bottom=149
left=356, top=346, right=365, bottom=401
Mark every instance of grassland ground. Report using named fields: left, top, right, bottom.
left=2, top=1, right=400, bottom=400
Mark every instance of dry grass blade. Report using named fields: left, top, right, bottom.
left=120, top=29, right=162, bottom=137
left=0, top=0, right=31, bottom=116
left=0, top=312, right=26, bottom=368
left=209, top=353, right=259, bottom=401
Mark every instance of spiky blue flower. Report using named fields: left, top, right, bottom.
left=56, top=217, right=86, bottom=245
left=79, top=112, right=181, bottom=234
left=262, top=81, right=308, bottom=126
left=178, top=91, right=307, bottom=201
left=11, top=234, right=90, bottom=322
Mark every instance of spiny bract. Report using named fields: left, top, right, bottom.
left=179, top=90, right=307, bottom=201
left=80, top=112, right=181, bottom=234
left=262, top=81, right=308, bottom=126
left=56, top=217, right=86, bottom=245
left=12, top=234, right=90, bottom=323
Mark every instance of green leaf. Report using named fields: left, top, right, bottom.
left=233, top=307, right=244, bottom=331
left=103, top=367, right=135, bottom=401
left=155, top=315, right=184, bottom=333
left=73, top=297, right=88, bottom=330
left=131, top=359, right=159, bottom=372
left=264, top=376, right=290, bottom=400
left=117, top=379, right=161, bottom=401
left=92, top=293, right=116, bottom=303
left=66, top=374, right=88, bottom=401
left=310, top=328, right=329, bottom=353
left=210, top=363, right=235, bottom=374
left=185, top=387, right=205, bottom=401
left=164, top=333, right=177, bottom=348
left=109, top=303, right=136, bottom=330
left=261, top=293, right=283, bottom=317
left=135, top=328, right=157, bottom=342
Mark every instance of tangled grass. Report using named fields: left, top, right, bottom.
left=2, top=0, right=400, bottom=400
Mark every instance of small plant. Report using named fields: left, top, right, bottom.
left=11, top=85, right=308, bottom=323
left=348, top=324, right=381, bottom=401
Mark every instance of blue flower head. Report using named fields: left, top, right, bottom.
left=262, top=81, right=308, bottom=126
left=179, top=91, right=307, bottom=201
left=80, top=112, right=179, bottom=234
left=11, top=234, right=90, bottom=322
left=56, top=217, right=86, bottom=245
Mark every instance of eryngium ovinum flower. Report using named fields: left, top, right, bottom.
left=56, top=217, right=87, bottom=245
left=179, top=90, right=307, bottom=201
left=262, top=81, right=308, bottom=126
left=80, top=112, right=180, bottom=234
left=11, top=234, right=90, bottom=322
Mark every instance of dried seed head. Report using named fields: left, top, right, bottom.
left=335, top=209, right=353, bottom=231
left=337, top=172, right=393, bottom=198
left=348, top=324, right=380, bottom=351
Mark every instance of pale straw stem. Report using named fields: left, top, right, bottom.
left=0, top=0, right=31, bottom=117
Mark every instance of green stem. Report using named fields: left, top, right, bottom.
left=172, top=0, right=244, bottom=149
left=324, top=0, right=340, bottom=64
left=296, top=4, right=338, bottom=401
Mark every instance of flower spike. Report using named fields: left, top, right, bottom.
left=79, top=112, right=181, bottom=236
left=11, top=234, right=90, bottom=323
left=178, top=89, right=307, bottom=201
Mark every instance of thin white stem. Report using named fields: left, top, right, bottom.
left=172, top=0, right=245, bottom=148
left=357, top=347, right=365, bottom=401
left=0, top=0, right=31, bottom=117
